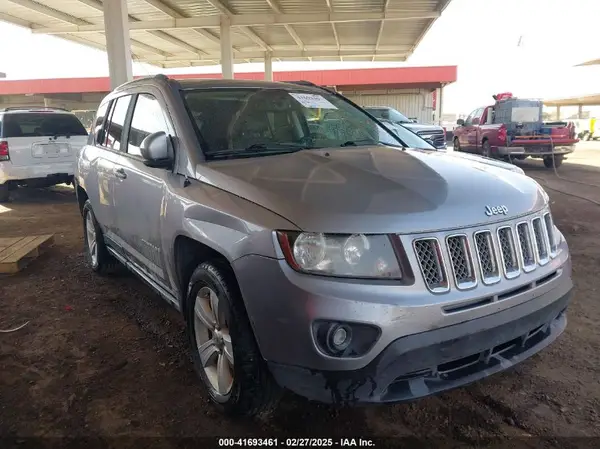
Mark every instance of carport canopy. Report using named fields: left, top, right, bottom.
left=0, top=0, right=452, bottom=87
left=544, top=94, right=600, bottom=107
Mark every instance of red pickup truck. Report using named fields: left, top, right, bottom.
left=453, top=95, right=578, bottom=168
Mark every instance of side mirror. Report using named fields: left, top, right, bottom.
left=140, top=131, right=172, bottom=168
left=456, top=119, right=465, bottom=126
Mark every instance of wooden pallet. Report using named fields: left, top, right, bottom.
left=0, top=235, right=55, bottom=274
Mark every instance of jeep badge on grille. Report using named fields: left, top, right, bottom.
left=485, top=205, right=508, bottom=216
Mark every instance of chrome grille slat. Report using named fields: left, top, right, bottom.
left=544, top=213, right=557, bottom=254
left=413, top=238, right=448, bottom=293
left=532, top=217, right=549, bottom=265
left=474, top=231, right=500, bottom=284
left=446, top=235, right=477, bottom=289
left=411, top=210, right=558, bottom=292
left=497, top=226, right=520, bottom=278
left=516, top=222, right=536, bottom=272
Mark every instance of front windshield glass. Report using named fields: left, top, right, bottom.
left=182, top=87, right=433, bottom=160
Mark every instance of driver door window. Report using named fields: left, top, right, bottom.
left=471, top=108, right=484, bottom=125
left=127, top=93, right=170, bottom=157
left=464, top=109, right=478, bottom=126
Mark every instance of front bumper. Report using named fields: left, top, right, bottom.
left=268, top=290, right=570, bottom=404
left=496, top=146, right=575, bottom=156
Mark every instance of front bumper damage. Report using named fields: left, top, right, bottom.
left=268, top=290, right=570, bottom=404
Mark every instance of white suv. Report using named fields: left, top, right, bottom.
left=0, top=107, right=89, bottom=202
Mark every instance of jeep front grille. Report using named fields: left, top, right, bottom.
left=516, top=222, right=536, bottom=272
left=473, top=231, right=500, bottom=283
left=446, top=235, right=476, bottom=289
left=412, top=211, right=558, bottom=291
left=497, top=226, right=520, bottom=278
left=413, top=239, right=448, bottom=292
left=532, top=217, right=549, bottom=264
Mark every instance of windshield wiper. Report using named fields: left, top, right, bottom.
left=207, top=143, right=306, bottom=160
left=340, top=140, right=377, bottom=147
left=340, top=140, right=403, bottom=149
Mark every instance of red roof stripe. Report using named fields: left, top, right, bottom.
left=0, top=66, right=456, bottom=96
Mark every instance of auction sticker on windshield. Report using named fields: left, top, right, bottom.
left=289, top=93, right=337, bottom=109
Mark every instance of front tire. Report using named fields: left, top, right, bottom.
left=185, top=262, right=280, bottom=417
left=0, top=184, right=9, bottom=203
left=544, top=155, right=563, bottom=169
left=82, top=200, right=118, bottom=274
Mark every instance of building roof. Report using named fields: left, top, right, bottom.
left=0, top=66, right=458, bottom=96
left=0, top=0, right=452, bottom=67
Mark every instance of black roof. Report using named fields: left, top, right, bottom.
left=176, top=78, right=318, bottom=91
left=111, top=74, right=325, bottom=96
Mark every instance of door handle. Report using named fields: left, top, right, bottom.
left=114, top=168, right=127, bottom=179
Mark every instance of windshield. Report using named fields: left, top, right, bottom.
left=365, top=107, right=411, bottom=124
left=182, top=87, right=433, bottom=160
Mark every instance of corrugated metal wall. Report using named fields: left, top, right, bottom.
left=340, top=88, right=435, bottom=124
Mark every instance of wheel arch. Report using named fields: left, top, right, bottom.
left=173, top=234, right=239, bottom=320
left=76, top=184, right=89, bottom=216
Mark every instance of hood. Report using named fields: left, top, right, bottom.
left=196, top=147, right=547, bottom=234
left=443, top=150, right=526, bottom=174
left=400, top=122, right=444, bottom=133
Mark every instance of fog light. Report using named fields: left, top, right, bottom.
left=313, top=320, right=380, bottom=358
left=326, top=324, right=352, bottom=353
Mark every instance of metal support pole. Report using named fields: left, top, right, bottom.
left=220, top=16, right=234, bottom=79
left=578, top=104, right=583, bottom=119
left=264, top=52, right=273, bottom=81
left=438, top=85, right=444, bottom=126
left=556, top=105, right=561, bottom=120
left=103, top=0, right=133, bottom=89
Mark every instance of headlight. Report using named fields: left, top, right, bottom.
left=277, top=232, right=402, bottom=279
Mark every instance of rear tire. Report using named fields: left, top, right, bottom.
left=82, top=200, right=119, bottom=275
left=544, top=155, right=563, bottom=169
left=185, top=261, right=281, bottom=417
left=0, top=184, right=9, bottom=203
left=481, top=140, right=492, bottom=158
left=453, top=137, right=461, bottom=152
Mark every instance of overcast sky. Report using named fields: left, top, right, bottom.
left=0, top=0, right=599, bottom=113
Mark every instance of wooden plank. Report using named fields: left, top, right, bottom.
left=0, top=237, right=24, bottom=253
left=0, top=237, right=23, bottom=248
left=0, top=236, right=37, bottom=263
left=2, top=235, right=53, bottom=263
left=0, top=234, right=55, bottom=274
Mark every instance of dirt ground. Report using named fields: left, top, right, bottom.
left=1, top=143, right=600, bottom=448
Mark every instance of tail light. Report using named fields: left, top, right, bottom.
left=498, top=125, right=507, bottom=143
left=0, top=141, right=9, bottom=161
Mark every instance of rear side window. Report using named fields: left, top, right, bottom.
left=127, top=94, right=170, bottom=157
left=92, top=102, right=109, bottom=145
left=104, top=95, right=132, bottom=151
left=2, top=113, right=88, bottom=138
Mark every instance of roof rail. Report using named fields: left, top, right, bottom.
left=0, top=106, right=70, bottom=112
left=286, top=80, right=337, bottom=94
left=286, top=80, right=317, bottom=87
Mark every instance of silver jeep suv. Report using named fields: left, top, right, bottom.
left=75, top=75, right=573, bottom=416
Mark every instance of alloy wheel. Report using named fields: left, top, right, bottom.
left=86, top=213, right=98, bottom=266
left=194, top=286, right=234, bottom=397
